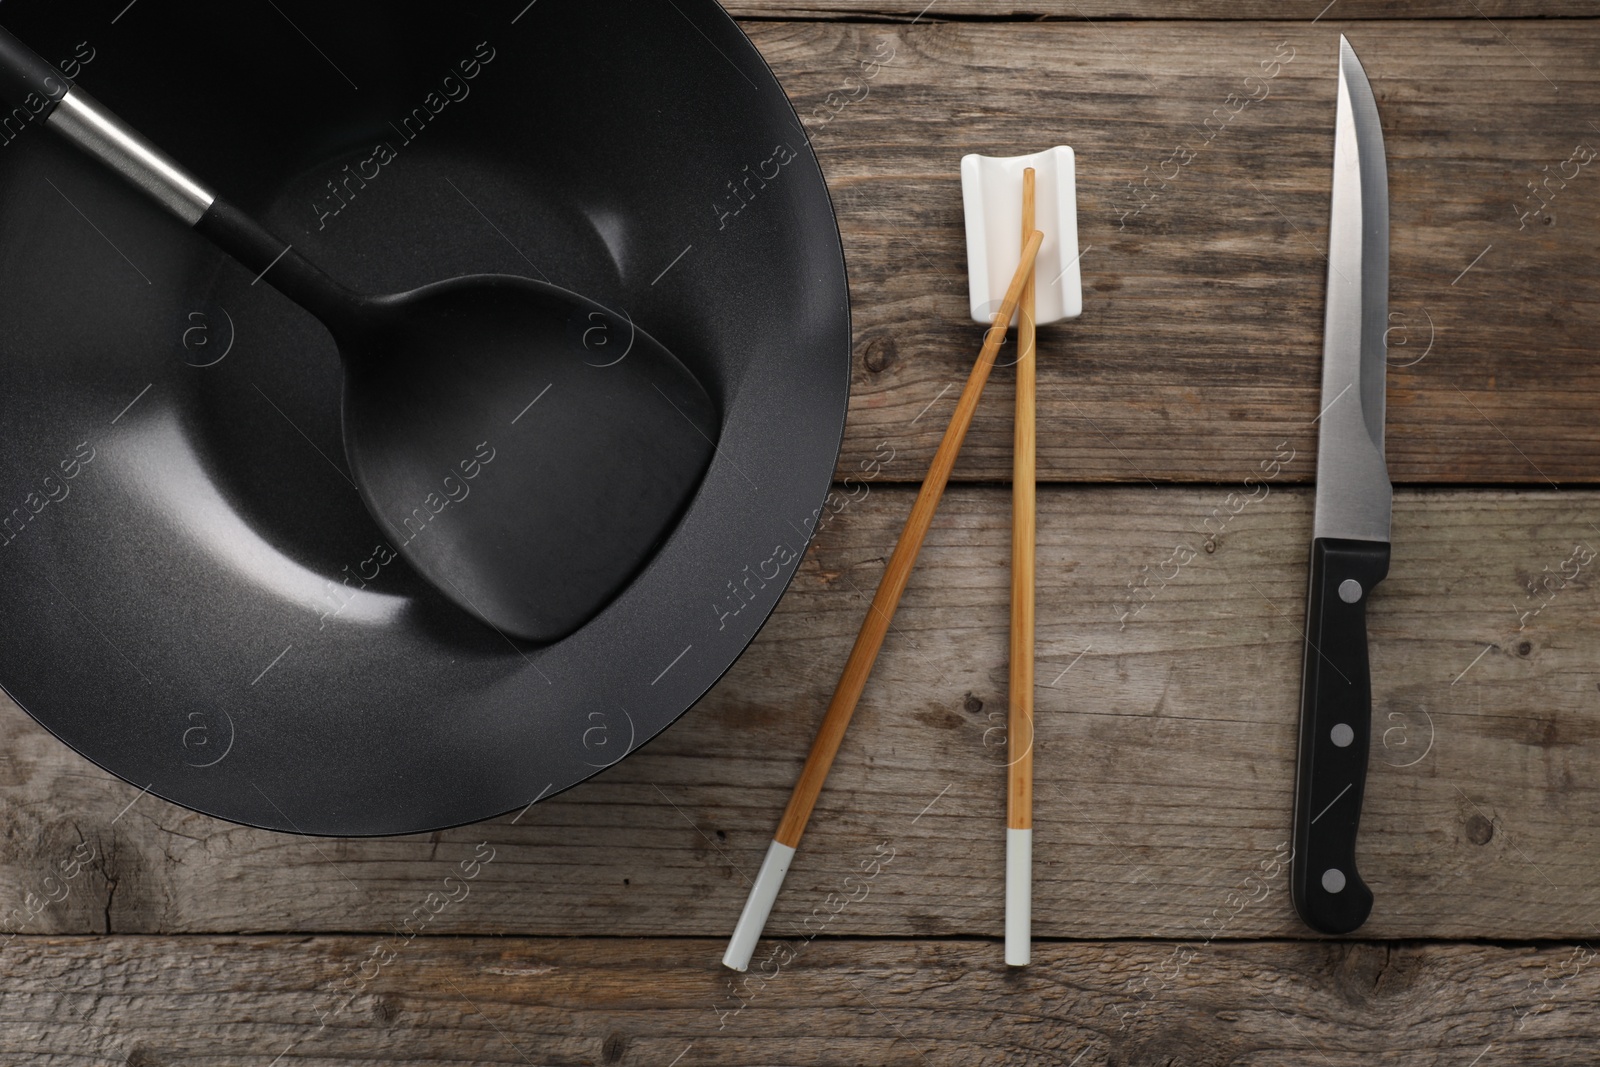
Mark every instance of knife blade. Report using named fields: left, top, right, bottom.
left=1291, top=35, right=1391, bottom=936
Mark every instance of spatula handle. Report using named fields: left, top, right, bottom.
left=0, top=24, right=215, bottom=223
left=0, top=23, right=363, bottom=330
left=48, top=88, right=218, bottom=224
left=0, top=24, right=68, bottom=117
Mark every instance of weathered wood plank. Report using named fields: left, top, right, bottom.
left=734, top=20, right=1600, bottom=483
left=2, top=935, right=1597, bottom=1065
left=732, top=2, right=1599, bottom=18
left=1, top=486, right=1594, bottom=941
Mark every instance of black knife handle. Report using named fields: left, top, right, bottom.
left=1291, top=536, right=1389, bottom=934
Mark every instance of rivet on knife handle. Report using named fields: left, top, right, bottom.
left=1291, top=536, right=1389, bottom=934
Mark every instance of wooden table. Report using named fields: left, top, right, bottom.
left=6, top=2, right=1600, bottom=1063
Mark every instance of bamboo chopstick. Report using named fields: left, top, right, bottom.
left=1005, top=168, right=1038, bottom=967
left=723, top=228, right=1046, bottom=972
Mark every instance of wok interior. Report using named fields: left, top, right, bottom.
left=0, top=0, right=851, bottom=833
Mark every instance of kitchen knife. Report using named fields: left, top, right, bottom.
left=1291, top=35, right=1391, bottom=936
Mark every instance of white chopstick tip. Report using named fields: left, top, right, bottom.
left=722, top=840, right=796, bottom=972
left=1005, top=827, right=1032, bottom=967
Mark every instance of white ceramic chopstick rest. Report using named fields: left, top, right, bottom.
left=723, top=840, right=796, bottom=972
left=961, top=146, right=1082, bottom=326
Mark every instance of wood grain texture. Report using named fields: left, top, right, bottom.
left=730, top=1, right=1600, bottom=17
left=736, top=20, right=1600, bottom=483
left=6, top=7, right=1597, bottom=1060
left=2, top=486, right=1593, bottom=941
left=2, top=935, right=1597, bottom=1065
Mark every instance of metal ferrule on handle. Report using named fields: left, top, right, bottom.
left=0, top=24, right=215, bottom=225
left=47, top=88, right=215, bottom=224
